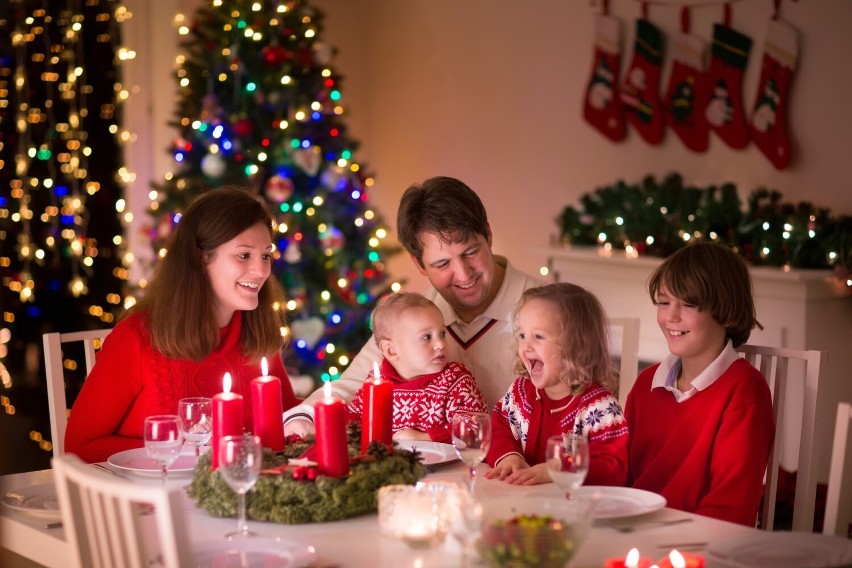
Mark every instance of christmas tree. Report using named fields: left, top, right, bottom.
left=0, top=0, right=128, bottom=470
left=147, top=0, right=398, bottom=386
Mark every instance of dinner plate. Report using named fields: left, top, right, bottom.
left=401, top=441, right=459, bottom=467
left=107, top=446, right=198, bottom=477
left=574, top=486, right=666, bottom=519
left=194, top=537, right=316, bottom=568
left=1, top=483, right=62, bottom=522
left=706, top=532, right=852, bottom=568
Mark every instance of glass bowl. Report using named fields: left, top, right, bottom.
left=477, top=497, right=591, bottom=568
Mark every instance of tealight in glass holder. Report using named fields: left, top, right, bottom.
left=378, top=484, right=447, bottom=548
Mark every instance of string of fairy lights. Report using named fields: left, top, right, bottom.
left=1, top=0, right=134, bottom=455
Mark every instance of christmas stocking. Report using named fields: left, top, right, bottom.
left=704, top=23, right=752, bottom=149
left=664, top=32, right=708, bottom=152
left=619, top=18, right=664, bottom=145
left=750, top=19, right=798, bottom=169
left=583, top=15, right=626, bottom=142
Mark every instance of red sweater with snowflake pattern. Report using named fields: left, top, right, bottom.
left=347, top=359, right=487, bottom=443
left=486, top=379, right=628, bottom=486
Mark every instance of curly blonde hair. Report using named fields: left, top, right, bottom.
left=512, top=283, right=617, bottom=396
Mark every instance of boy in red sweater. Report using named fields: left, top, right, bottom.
left=347, top=292, right=487, bottom=443
left=484, top=283, right=628, bottom=486
left=625, top=242, right=774, bottom=526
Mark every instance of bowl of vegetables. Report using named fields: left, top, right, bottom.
left=477, top=497, right=591, bottom=568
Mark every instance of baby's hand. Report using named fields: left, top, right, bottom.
left=284, top=417, right=314, bottom=438
left=484, top=454, right=528, bottom=480
left=392, top=428, right=431, bottom=442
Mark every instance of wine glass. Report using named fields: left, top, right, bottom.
left=447, top=483, right=484, bottom=566
left=546, top=434, right=590, bottom=500
left=451, top=411, right=491, bottom=494
left=177, top=397, right=212, bottom=457
left=143, top=415, right=183, bottom=485
left=219, top=434, right=263, bottom=539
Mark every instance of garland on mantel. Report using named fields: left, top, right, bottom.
left=557, top=173, right=851, bottom=285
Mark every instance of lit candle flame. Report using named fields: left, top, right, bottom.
left=323, top=380, right=332, bottom=400
left=373, top=360, right=381, bottom=382
left=626, top=548, right=640, bottom=568
left=261, top=356, right=269, bottom=376
left=222, top=372, right=232, bottom=394
left=669, top=550, right=685, bottom=568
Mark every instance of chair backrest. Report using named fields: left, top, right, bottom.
left=43, top=329, right=112, bottom=456
left=52, top=454, right=193, bottom=568
left=607, top=317, right=641, bottom=408
left=736, top=344, right=826, bottom=532
left=824, top=401, right=852, bottom=538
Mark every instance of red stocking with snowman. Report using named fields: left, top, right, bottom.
left=750, top=16, right=798, bottom=170
left=583, top=8, right=626, bottom=142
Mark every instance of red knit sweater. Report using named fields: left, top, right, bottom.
left=486, top=379, right=628, bottom=486
left=625, top=358, right=774, bottom=526
left=65, top=311, right=298, bottom=463
left=347, top=359, right=487, bottom=443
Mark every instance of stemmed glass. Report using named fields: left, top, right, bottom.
left=451, top=411, right=492, bottom=494
left=143, top=415, right=183, bottom=485
left=219, top=434, right=263, bottom=539
left=546, top=434, right=590, bottom=500
left=447, top=483, right=484, bottom=566
left=177, top=397, right=212, bottom=457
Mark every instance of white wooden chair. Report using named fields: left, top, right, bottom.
left=824, top=401, right=852, bottom=538
left=43, top=329, right=112, bottom=456
left=736, top=344, right=827, bottom=532
left=608, top=317, right=641, bottom=408
left=52, top=454, right=193, bottom=568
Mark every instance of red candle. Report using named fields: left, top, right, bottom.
left=656, top=550, right=704, bottom=568
left=314, top=381, right=349, bottom=477
left=360, top=361, right=393, bottom=453
left=605, top=548, right=654, bottom=568
left=251, top=357, right=286, bottom=452
left=212, top=372, right=244, bottom=469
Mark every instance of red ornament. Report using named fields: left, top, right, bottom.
left=265, top=175, right=294, bottom=203
left=232, top=118, right=254, bottom=137
left=262, top=45, right=289, bottom=67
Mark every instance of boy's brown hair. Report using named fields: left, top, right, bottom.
left=647, top=241, right=762, bottom=347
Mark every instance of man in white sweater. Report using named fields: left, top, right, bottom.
left=284, top=176, right=542, bottom=435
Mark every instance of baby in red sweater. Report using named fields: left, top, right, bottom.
left=484, top=283, right=628, bottom=486
left=347, top=292, right=487, bottom=443
left=625, top=242, right=774, bottom=526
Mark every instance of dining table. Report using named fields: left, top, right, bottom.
left=1, top=452, right=848, bottom=568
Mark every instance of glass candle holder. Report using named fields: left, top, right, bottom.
left=378, top=484, right=446, bottom=548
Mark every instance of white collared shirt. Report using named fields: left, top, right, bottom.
left=651, top=340, right=739, bottom=403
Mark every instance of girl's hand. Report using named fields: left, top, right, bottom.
left=484, top=454, right=528, bottom=480
left=392, top=428, right=431, bottom=442
left=501, top=463, right=551, bottom=485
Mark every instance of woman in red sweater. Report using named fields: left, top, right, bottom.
left=65, top=187, right=299, bottom=463
left=625, top=242, right=774, bottom=526
left=484, top=283, right=628, bottom=486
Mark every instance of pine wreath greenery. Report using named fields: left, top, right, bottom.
left=557, top=173, right=851, bottom=278
left=188, top=425, right=427, bottom=524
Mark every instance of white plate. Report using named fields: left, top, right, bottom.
left=2, top=483, right=62, bottom=522
left=402, top=441, right=459, bottom=467
left=195, top=537, right=316, bottom=568
left=574, top=486, right=666, bottom=519
left=107, top=446, right=198, bottom=478
left=706, top=532, right=852, bottom=568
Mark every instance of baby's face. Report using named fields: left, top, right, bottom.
left=389, top=305, right=448, bottom=379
